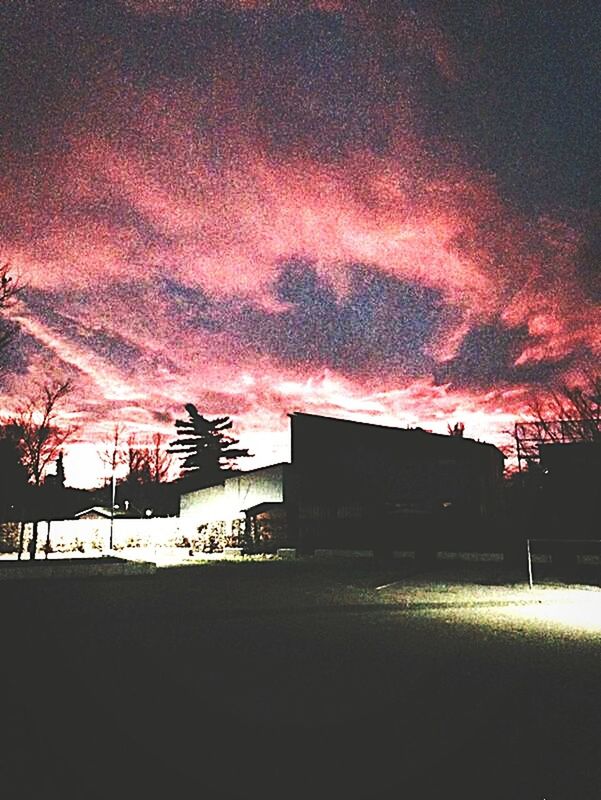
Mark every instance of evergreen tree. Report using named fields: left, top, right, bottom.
left=55, top=452, right=66, bottom=488
left=169, top=404, right=251, bottom=486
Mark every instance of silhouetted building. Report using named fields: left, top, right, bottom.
left=180, top=413, right=504, bottom=553
left=539, top=442, right=601, bottom=536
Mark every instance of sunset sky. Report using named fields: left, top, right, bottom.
left=1, top=1, right=599, bottom=487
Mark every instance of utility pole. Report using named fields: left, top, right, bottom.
left=109, top=471, right=116, bottom=551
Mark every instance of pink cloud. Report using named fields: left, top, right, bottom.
left=0, top=12, right=597, bottom=488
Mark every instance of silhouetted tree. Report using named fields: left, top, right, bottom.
left=6, top=380, right=75, bottom=558
left=528, top=373, right=601, bottom=443
left=98, top=425, right=128, bottom=483
left=0, top=426, right=28, bottom=521
left=169, top=404, right=251, bottom=486
left=149, top=432, right=173, bottom=484
left=123, top=432, right=174, bottom=507
left=118, top=434, right=153, bottom=512
left=55, top=452, right=66, bottom=488
left=514, top=373, right=601, bottom=471
left=44, top=452, right=66, bottom=489
left=447, top=422, right=465, bottom=437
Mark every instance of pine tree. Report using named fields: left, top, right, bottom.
left=55, top=452, right=66, bottom=488
left=169, top=404, right=251, bottom=487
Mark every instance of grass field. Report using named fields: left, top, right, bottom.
left=2, top=557, right=601, bottom=799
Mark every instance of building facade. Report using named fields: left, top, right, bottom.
left=179, top=413, right=505, bottom=554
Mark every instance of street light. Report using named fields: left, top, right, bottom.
left=109, top=471, right=116, bottom=551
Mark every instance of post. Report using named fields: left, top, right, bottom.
left=109, top=472, right=116, bottom=551
left=44, top=520, right=51, bottom=559
left=526, top=538, right=534, bottom=590
left=17, top=520, right=25, bottom=561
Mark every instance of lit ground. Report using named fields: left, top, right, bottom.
left=2, top=558, right=601, bottom=799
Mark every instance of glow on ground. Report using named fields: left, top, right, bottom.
left=494, top=587, right=601, bottom=635
left=378, top=580, right=601, bottom=637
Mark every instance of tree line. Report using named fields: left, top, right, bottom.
left=0, top=263, right=252, bottom=552
left=0, top=381, right=252, bottom=557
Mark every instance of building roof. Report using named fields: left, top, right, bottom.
left=290, top=412, right=504, bottom=457
left=74, top=506, right=113, bottom=519
left=179, top=462, right=290, bottom=499
left=242, top=501, right=285, bottom=515
left=74, top=506, right=146, bottom=519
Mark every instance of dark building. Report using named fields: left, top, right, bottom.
left=180, top=413, right=504, bottom=554
left=538, top=442, right=601, bottom=537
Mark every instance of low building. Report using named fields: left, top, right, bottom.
left=179, top=413, right=504, bottom=553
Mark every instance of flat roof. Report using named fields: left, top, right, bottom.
left=290, top=412, right=503, bottom=454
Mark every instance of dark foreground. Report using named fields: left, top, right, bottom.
left=2, top=559, right=601, bottom=800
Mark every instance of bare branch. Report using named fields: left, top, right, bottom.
left=516, top=374, right=601, bottom=471
left=5, top=379, right=76, bottom=486
left=97, top=424, right=128, bottom=478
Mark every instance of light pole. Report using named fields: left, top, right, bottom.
left=109, top=471, right=116, bottom=551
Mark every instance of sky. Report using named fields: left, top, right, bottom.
left=1, top=0, right=599, bottom=487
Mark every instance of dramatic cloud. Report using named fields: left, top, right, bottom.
left=0, top=1, right=598, bottom=485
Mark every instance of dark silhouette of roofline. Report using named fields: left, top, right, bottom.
left=289, top=411, right=504, bottom=455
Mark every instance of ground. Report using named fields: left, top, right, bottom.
left=2, top=558, right=601, bottom=800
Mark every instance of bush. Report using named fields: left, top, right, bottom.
left=191, top=520, right=243, bottom=553
left=0, top=522, right=20, bottom=552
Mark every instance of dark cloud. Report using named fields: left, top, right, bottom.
left=158, top=278, right=220, bottom=331
left=575, top=218, right=601, bottom=302
left=0, top=323, right=39, bottom=385
left=422, top=3, right=601, bottom=211
left=210, top=259, right=455, bottom=377
left=433, top=321, right=582, bottom=390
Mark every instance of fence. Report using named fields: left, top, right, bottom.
left=0, top=517, right=184, bottom=555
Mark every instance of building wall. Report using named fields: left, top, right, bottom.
left=290, top=414, right=504, bottom=545
left=177, top=417, right=504, bottom=553
left=292, top=414, right=502, bottom=507
left=539, top=442, right=601, bottom=535
left=179, top=464, right=286, bottom=534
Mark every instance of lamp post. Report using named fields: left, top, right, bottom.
left=109, top=471, right=116, bottom=551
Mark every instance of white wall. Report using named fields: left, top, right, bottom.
left=179, top=464, right=286, bottom=530
left=30, top=517, right=182, bottom=553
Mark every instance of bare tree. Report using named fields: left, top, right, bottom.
left=98, top=424, right=128, bottom=482
left=447, top=421, right=465, bottom=437
left=112, top=432, right=173, bottom=517
left=97, top=425, right=130, bottom=548
left=149, top=432, right=173, bottom=483
left=528, top=374, right=600, bottom=441
left=514, top=373, right=601, bottom=472
left=116, top=433, right=173, bottom=484
left=125, top=434, right=152, bottom=485
left=7, top=379, right=75, bottom=558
